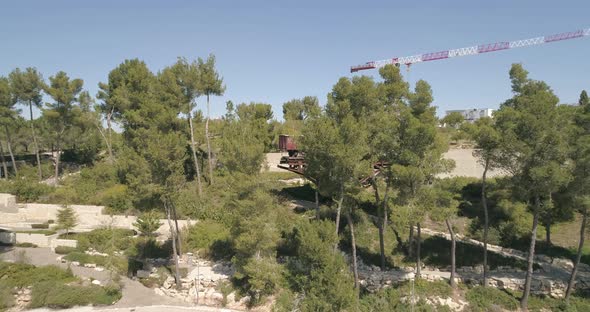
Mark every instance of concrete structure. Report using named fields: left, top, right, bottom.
left=0, top=228, right=15, bottom=244
left=445, top=108, right=494, bottom=123
left=13, top=232, right=78, bottom=248
left=0, top=193, right=17, bottom=213
left=0, top=194, right=196, bottom=241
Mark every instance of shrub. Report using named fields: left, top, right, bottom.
left=242, top=257, right=284, bottom=303
left=16, top=229, right=56, bottom=236
left=56, top=205, right=78, bottom=235
left=0, top=284, right=15, bottom=310
left=31, top=223, right=49, bottom=229
left=30, top=281, right=121, bottom=308
left=12, top=177, right=54, bottom=202
left=466, top=286, right=518, bottom=312
left=133, top=211, right=163, bottom=237
left=99, top=184, right=132, bottom=214
left=15, top=242, right=38, bottom=248
left=0, top=263, right=75, bottom=288
left=64, top=252, right=128, bottom=274
left=54, top=246, right=77, bottom=255
left=134, top=238, right=172, bottom=259
left=67, top=228, right=134, bottom=253
left=185, top=220, right=231, bottom=259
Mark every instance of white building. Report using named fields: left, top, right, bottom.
left=445, top=108, right=494, bottom=123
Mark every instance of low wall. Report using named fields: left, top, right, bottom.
left=52, top=238, right=78, bottom=248
left=15, top=232, right=54, bottom=247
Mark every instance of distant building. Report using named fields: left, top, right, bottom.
left=445, top=108, right=494, bottom=123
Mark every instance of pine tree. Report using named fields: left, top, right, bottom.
left=57, top=205, right=77, bottom=235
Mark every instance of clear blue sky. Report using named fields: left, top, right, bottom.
left=1, top=0, right=589, bottom=119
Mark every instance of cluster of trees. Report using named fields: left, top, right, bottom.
left=0, top=68, right=103, bottom=182
left=298, top=63, right=588, bottom=310
left=2, top=55, right=588, bottom=310
left=300, top=64, right=454, bottom=291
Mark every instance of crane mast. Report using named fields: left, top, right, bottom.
left=351, top=28, right=590, bottom=73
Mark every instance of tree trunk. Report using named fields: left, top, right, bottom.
left=28, top=103, right=42, bottom=179
left=565, top=208, right=587, bottom=301
left=371, top=180, right=386, bottom=270
left=392, top=227, right=409, bottom=255
left=205, top=94, right=214, bottom=185
left=4, top=126, right=17, bottom=176
left=106, top=110, right=114, bottom=163
left=446, top=218, right=456, bottom=289
left=0, top=142, right=8, bottom=179
left=166, top=201, right=181, bottom=289
left=170, top=198, right=182, bottom=256
left=545, top=222, right=552, bottom=246
left=482, top=159, right=489, bottom=287
left=334, top=191, right=343, bottom=251
left=416, top=222, right=421, bottom=279
left=409, top=225, right=414, bottom=258
left=346, top=210, right=359, bottom=289
left=520, top=196, right=540, bottom=311
left=54, top=135, right=61, bottom=186
left=188, top=109, right=203, bottom=196
left=315, top=184, right=320, bottom=220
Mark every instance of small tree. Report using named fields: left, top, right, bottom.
left=133, top=211, right=163, bottom=237
left=57, top=205, right=77, bottom=235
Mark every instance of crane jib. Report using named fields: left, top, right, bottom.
left=350, top=27, right=590, bottom=73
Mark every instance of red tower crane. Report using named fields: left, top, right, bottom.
left=350, top=28, right=590, bottom=73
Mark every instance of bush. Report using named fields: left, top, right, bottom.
left=466, top=286, right=518, bottom=312
left=30, top=281, right=121, bottom=308
left=185, top=220, right=231, bottom=259
left=16, top=229, right=56, bottom=236
left=15, top=242, right=38, bottom=248
left=133, top=211, right=163, bottom=237
left=31, top=223, right=49, bottom=229
left=64, top=252, right=128, bottom=274
left=54, top=246, right=77, bottom=255
left=0, top=284, right=15, bottom=310
left=134, top=238, right=172, bottom=259
left=66, top=228, right=134, bottom=253
left=99, top=184, right=133, bottom=214
left=0, top=263, right=75, bottom=288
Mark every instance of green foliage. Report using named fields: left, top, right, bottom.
left=360, top=280, right=452, bottom=312
left=56, top=205, right=78, bottom=234
left=218, top=117, right=266, bottom=175
left=0, top=283, right=15, bottom=310
left=15, top=242, right=38, bottom=248
left=284, top=220, right=358, bottom=311
left=442, top=112, right=464, bottom=128
left=64, top=252, right=128, bottom=274
left=466, top=286, right=519, bottom=311
left=185, top=220, right=231, bottom=258
left=66, top=228, right=135, bottom=254
left=30, top=281, right=121, bottom=309
left=133, top=211, right=163, bottom=237
left=54, top=246, right=77, bottom=254
left=0, top=263, right=75, bottom=288
left=242, top=257, right=284, bottom=304
left=282, top=96, right=320, bottom=121
left=30, top=223, right=50, bottom=229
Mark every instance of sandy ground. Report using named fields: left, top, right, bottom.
left=264, top=148, right=506, bottom=179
